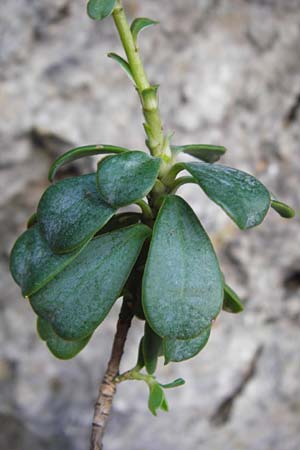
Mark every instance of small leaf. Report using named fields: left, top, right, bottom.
left=87, top=0, right=116, bottom=21
left=160, top=378, right=185, bottom=389
left=271, top=200, right=295, bottom=219
left=143, top=322, right=162, bottom=374
left=148, top=383, right=164, bottom=416
left=30, top=224, right=151, bottom=340
left=223, top=284, right=244, bottom=313
left=96, top=151, right=161, bottom=207
left=171, top=144, right=226, bottom=163
left=142, top=195, right=223, bottom=340
left=38, top=173, right=115, bottom=253
left=49, top=144, right=128, bottom=181
left=108, top=53, right=135, bottom=84
left=163, top=327, right=211, bottom=364
left=37, top=317, right=91, bottom=360
left=160, top=396, right=169, bottom=412
left=184, top=162, right=271, bottom=229
left=130, top=18, right=159, bottom=44
left=10, top=224, right=87, bottom=297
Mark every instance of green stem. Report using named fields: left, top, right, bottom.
left=112, top=0, right=170, bottom=161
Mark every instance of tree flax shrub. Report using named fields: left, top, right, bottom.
left=9, top=0, right=295, bottom=448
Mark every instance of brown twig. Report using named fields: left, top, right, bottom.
left=90, top=299, right=133, bottom=450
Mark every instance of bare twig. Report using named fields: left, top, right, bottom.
left=90, top=300, right=133, bottom=450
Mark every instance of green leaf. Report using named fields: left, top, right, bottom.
left=223, top=284, right=244, bottom=313
left=148, top=383, right=164, bottom=416
left=160, top=396, right=169, bottom=412
left=37, top=317, right=91, bottom=360
left=142, top=195, right=223, bottom=340
left=171, top=144, right=226, bottom=163
left=30, top=224, right=151, bottom=340
left=183, top=162, right=271, bottom=229
left=271, top=200, right=295, bottom=219
left=159, top=378, right=185, bottom=389
left=136, top=337, right=145, bottom=370
left=107, top=53, right=135, bottom=84
left=87, top=0, right=116, bottom=20
left=96, top=151, right=161, bottom=207
left=9, top=224, right=87, bottom=297
left=49, top=144, right=128, bottom=182
left=130, top=18, right=159, bottom=44
left=143, top=322, right=162, bottom=374
left=38, top=173, right=115, bottom=254
left=163, top=327, right=211, bottom=364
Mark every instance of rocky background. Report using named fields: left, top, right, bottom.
left=1, top=0, right=300, bottom=449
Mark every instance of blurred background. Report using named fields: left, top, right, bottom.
left=1, top=0, right=300, bottom=449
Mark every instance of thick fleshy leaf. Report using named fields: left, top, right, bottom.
left=30, top=225, right=151, bottom=340
left=143, top=323, right=162, bottom=374
left=184, top=162, right=271, bottom=229
left=148, top=383, right=165, bottom=416
left=159, top=378, right=185, bottom=389
left=223, top=284, right=244, bottom=313
left=130, top=18, right=159, bottom=44
left=37, top=317, right=91, bottom=360
left=49, top=144, right=128, bottom=181
left=10, top=225, right=87, bottom=297
left=96, top=151, right=161, bottom=207
left=107, top=53, right=135, bottom=84
left=38, top=173, right=115, bottom=253
left=163, top=327, right=211, bottom=364
left=142, top=195, right=223, bottom=340
left=171, top=144, right=226, bottom=163
left=87, top=0, right=116, bottom=20
left=271, top=200, right=295, bottom=219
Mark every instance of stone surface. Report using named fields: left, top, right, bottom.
left=1, top=0, right=300, bottom=449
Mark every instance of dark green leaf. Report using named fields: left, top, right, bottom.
left=160, top=378, right=185, bottom=389
left=107, top=53, right=135, bottom=84
left=97, top=212, right=142, bottom=235
left=38, top=173, right=115, bottom=253
left=148, top=383, right=164, bottom=416
left=130, top=18, right=159, bottom=44
left=37, top=317, right=91, bottom=360
left=27, top=212, right=37, bottom=229
left=160, top=396, right=169, bottom=412
left=163, top=327, right=211, bottom=364
left=184, top=162, right=271, bottom=229
left=223, top=284, right=244, bottom=313
left=271, top=200, right=295, bottom=219
left=136, top=337, right=145, bottom=370
left=143, top=322, right=162, bottom=374
left=171, top=144, right=226, bottom=163
left=10, top=224, right=87, bottom=297
left=30, top=224, right=151, bottom=340
left=49, top=144, right=128, bottom=181
left=142, top=195, right=223, bottom=340
left=87, top=0, right=116, bottom=20
left=96, top=151, right=161, bottom=207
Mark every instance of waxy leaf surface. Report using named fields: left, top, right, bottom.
left=87, top=0, right=116, bottom=20
left=271, top=200, right=295, bottom=219
left=38, top=173, right=115, bottom=253
left=143, top=322, right=162, bottom=374
left=171, top=144, right=226, bottom=163
left=49, top=144, right=128, bottom=181
left=37, top=317, right=91, bottom=360
left=30, top=225, right=151, bottom=340
left=10, top=225, right=86, bottom=297
left=184, top=162, right=271, bottom=229
left=142, top=195, right=223, bottom=340
left=223, top=284, right=244, bottom=313
left=97, top=151, right=161, bottom=207
left=163, top=327, right=211, bottom=364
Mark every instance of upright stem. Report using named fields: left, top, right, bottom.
left=90, top=300, right=133, bottom=450
left=112, top=0, right=170, bottom=162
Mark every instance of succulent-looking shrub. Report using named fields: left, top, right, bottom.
left=9, top=0, right=295, bottom=447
